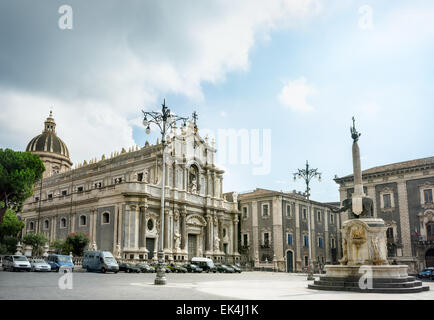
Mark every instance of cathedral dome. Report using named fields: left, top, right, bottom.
left=26, top=111, right=72, bottom=177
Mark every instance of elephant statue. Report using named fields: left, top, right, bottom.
left=331, top=197, right=374, bottom=219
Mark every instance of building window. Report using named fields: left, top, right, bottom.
left=242, top=207, right=248, bottom=219
left=137, top=173, right=143, bottom=182
left=331, top=238, right=336, bottom=249
left=114, top=177, right=123, bottom=184
left=427, top=223, right=434, bottom=241
left=35, top=196, right=39, bottom=202
left=318, top=237, right=324, bottom=248
left=102, top=212, right=110, bottom=224
left=47, top=193, right=53, bottom=200
left=383, top=194, right=392, bottom=209
left=262, top=204, right=269, bottom=217
left=79, top=215, right=87, bottom=227
left=77, top=186, right=84, bottom=193
left=424, top=189, right=433, bottom=204
left=61, top=190, right=67, bottom=196
left=147, top=219, right=154, bottom=231
left=304, top=256, right=308, bottom=266
left=60, top=218, right=67, bottom=229
left=303, top=208, right=307, bottom=220
left=43, top=220, right=49, bottom=230
left=386, top=227, right=394, bottom=241
left=286, top=204, right=291, bottom=217
left=243, top=233, right=248, bottom=247
left=287, top=234, right=293, bottom=246
left=263, top=233, right=270, bottom=247
left=317, top=210, right=321, bottom=222
left=304, top=235, right=309, bottom=247
left=29, top=222, right=34, bottom=231
left=330, top=212, right=334, bottom=224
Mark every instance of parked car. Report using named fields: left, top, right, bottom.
left=47, top=254, right=74, bottom=272
left=191, top=257, right=217, bottom=273
left=167, top=263, right=187, bottom=273
left=82, top=250, right=119, bottom=273
left=135, top=263, right=156, bottom=273
left=229, top=264, right=242, bottom=273
left=216, top=264, right=235, bottom=273
left=118, top=262, right=141, bottom=273
left=418, top=267, right=434, bottom=279
left=150, top=262, right=171, bottom=273
left=30, top=258, right=51, bottom=272
left=183, top=263, right=203, bottom=273
left=2, top=255, right=31, bottom=272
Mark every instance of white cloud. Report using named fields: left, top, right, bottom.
left=0, top=0, right=323, bottom=162
left=278, top=77, right=317, bottom=112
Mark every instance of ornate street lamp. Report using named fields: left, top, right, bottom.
left=293, top=160, right=321, bottom=281
left=142, top=99, right=189, bottom=285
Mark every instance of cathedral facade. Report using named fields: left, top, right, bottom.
left=21, top=113, right=240, bottom=263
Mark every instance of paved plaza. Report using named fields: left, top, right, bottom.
left=1, top=271, right=433, bottom=300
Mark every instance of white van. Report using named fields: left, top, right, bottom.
left=82, top=250, right=119, bottom=273
left=191, top=257, right=216, bottom=273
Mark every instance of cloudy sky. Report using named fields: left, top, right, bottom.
left=0, top=0, right=433, bottom=202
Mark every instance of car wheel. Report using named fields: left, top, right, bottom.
left=101, top=267, right=106, bottom=274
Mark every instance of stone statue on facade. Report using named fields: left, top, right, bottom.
left=190, top=177, right=197, bottom=193
left=144, top=169, right=150, bottom=183
left=214, top=235, right=220, bottom=251
left=174, top=232, right=181, bottom=250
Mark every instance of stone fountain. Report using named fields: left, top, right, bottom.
left=308, top=118, right=429, bottom=293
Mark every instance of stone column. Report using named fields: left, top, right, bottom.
left=180, top=210, right=187, bottom=252
left=233, top=217, right=239, bottom=254
left=164, top=209, right=170, bottom=250
left=325, top=209, right=330, bottom=263
left=218, top=216, right=224, bottom=252
left=113, top=205, right=119, bottom=254
left=134, top=205, right=139, bottom=250
left=272, top=196, right=284, bottom=268
left=251, top=201, right=259, bottom=265
left=397, top=181, right=412, bottom=257
left=295, top=202, right=301, bottom=271
left=123, top=207, right=130, bottom=250
left=205, top=214, right=212, bottom=252
left=140, top=205, right=147, bottom=250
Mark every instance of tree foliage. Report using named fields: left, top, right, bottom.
left=22, top=233, right=48, bottom=256
left=51, top=239, right=70, bottom=255
left=0, top=208, right=25, bottom=240
left=65, top=232, right=89, bottom=256
left=0, top=149, right=45, bottom=224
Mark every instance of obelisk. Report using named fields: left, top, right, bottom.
left=351, top=117, right=365, bottom=216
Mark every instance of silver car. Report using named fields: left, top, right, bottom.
left=30, top=258, right=51, bottom=272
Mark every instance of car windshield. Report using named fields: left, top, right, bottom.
left=13, top=256, right=28, bottom=261
left=58, top=256, right=72, bottom=263
left=33, top=259, right=45, bottom=263
left=104, top=257, right=116, bottom=263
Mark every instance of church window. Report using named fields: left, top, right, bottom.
left=330, top=212, right=334, bottom=224
left=424, top=189, right=433, bottom=204
left=262, top=204, right=269, bottom=217
left=287, top=233, right=293, bottom=246
left=137, top=173, right=143, bottom=182
left=286, top=204, right=292, bottom=217
left=147, top=219, right=154, bottom=231
left=303, top=208, right=307, bottom=220
left=242, top=207, right=248, bottom=219
left=318, top=237, right=323, bottom=248
left=317, top=210, right=321, bottom=222
left=102, top=212, right=110, bottom=224
left=79, top=215, right=87, bottom=226
left=383, top=194, right=391, bottom=209
left=304, top=235, right=309, bottom=247
left=77, top=186, right=84, bottom=192
left=44, top=220, right=49, bottom=230
left=61, top=190, right=67, bottom=196
left=60, top=218, right=67, bottom=228
left=29, top=222, right=34, bottom=231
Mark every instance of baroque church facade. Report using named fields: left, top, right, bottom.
left=21, top=112, right=240, bottom=263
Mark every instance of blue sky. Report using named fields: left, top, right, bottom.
left=0, top=0, right=433, bottom=202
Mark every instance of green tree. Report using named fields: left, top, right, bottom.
left=22, top=233, right=48, bottom=256
left=51, top=239, right=69, bottom=255
left=0, top=208, right=25, bottom=240
left=0, top=149, right=45, bottom=225
left=65, top=232, right=89, bottom=256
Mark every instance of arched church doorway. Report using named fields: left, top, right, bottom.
left=425, top=248, right=434, bottom=268
left=286, top=250, right=294, bottom=273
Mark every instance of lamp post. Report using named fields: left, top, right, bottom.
left=293, top=160, right=321, bottom=281
left=142, top=99, right=189, bottom=285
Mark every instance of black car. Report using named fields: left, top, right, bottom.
left=215, top=264, right=235, bottom=273
left=229, top=264, right=242, bottom=273
left=167, top=263, right=187, bottom=273
left=118, top=262, right=141, bottom=273
left=136, top=263, right=156, bottom=273
left=150, top=262, right=171, bottom=273
left=183, top=263, right=203, bottom=273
